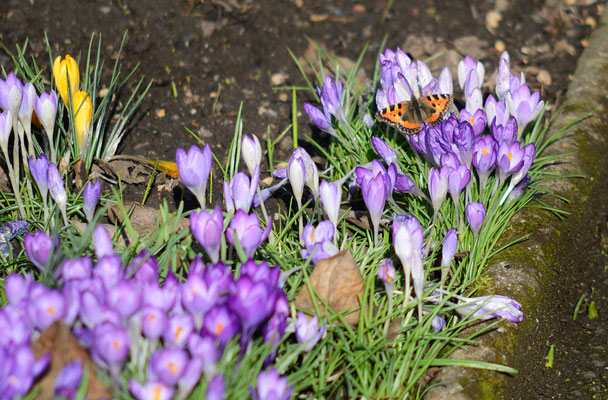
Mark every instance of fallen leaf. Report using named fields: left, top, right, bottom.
left=295, top=250, right=364, bottom=325
left=31, top=321, right=111, bottom=400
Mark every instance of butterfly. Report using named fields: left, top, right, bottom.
left=375, top=94, right=453, bottom=135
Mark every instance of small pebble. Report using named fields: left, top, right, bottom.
left=156, top=109, right=165, bottom=118
left=537, top=69, right=552, bottom=86
left=495, top=40, right=506, bottom=52
left=271, top=72, right=286, bottom=86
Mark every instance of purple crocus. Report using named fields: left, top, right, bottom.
left=0, top=346, right=50, bottom=399
left=24, top=230, right=57, bottom=270
left=356, top=163, right=388, bottom=244
left=34, top=91, right=58, bottom=151
left=459, top=109, right=487, bottom=137
left=250, top=368, right=293, bottom=400
left=303, top=102, right=336, bottom=137
left=496, top=140, right=525, bottom=185
left=225, top=210, right=272, bottom=258
left=93, top=224, right=115, bottom=259
left=441, top=228, right=457, bottom=282
left=202, top=305, right=241, bottom=347
left=0, top=110, right=11, bottom=154
left=287, top=154, right=306, bottom=209
left=229, top=275, right=276, bottom=336
left=319, top=180, right=341, bottom=234
left=188, top=334, right=219, bottom=378
left=47, top=162, right=68, bottom=224
left=392, top=214, right=424, bottom=253
left=491, top=117, right=518, bottom=145
left=458, top=56, right=485, bottom=90
left=295, top=312, right=326, bottom=352
left=377, top=258, right=395, bottom=294
left=428, top=166, right=449, bottom=213
left=495, top=52, right=511, bottom=99
left=472, top=135, right=498, bottom=190
left=107, top=280, right=141, bottom=319
left=140, top=306, right=168, bottom=341
left=127, top=250, right=160, bottom=284
left=224, top=166, right=260, bottom=214
left=206, top=374, right=226, bottom=400
left=5, top=273, right=32, bottom=305
left=163, top=313, right=195, bottom=348
left=447, top=164, right=471, bottom=206
left=466, top=202, right=486, bottom=238
left=241, top=134, right=262, bottom=176
left=431, top=315, right=447, bottom=333
left=149, top=348, right=189, bottom=386
left=456, top=295, right=524, bottom=322
left=371, top=136, right=398, bottom=165
left=28, top=287, right=66, bottom=330
left=0, top=71, right=23, bottom=116
left=92, top=321, right=130, bottom=369
left=82, top=180, right=101, bottom=223
left=176, top=144, right=212, bottom=208
left=485, top=94, right=509, bottom=128
left=129, top=380, right=174, bottom=400
left=318, top=76, right=346, bottom=124
left=506, top=83, right=544, bottom=132
left=28, top=154, right=50, bottom=199
left=61, top=256, right=93, bottom=282
left=54, top=360, right=82, bottom=400
left=301, top=221, right=339, bottom=264
left=190, top=206, right=224, bottom=263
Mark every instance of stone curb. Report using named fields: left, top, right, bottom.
left=425, top=7, right=608, bottom=400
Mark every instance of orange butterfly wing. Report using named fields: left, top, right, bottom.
left=376, top=94, right=453, bottom=135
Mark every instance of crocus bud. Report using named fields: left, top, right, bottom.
left=54, top=360, right=82, bottom=400
left=456, top=295, right=523, bottom=323
left=34, top=91, right=58, bottom=139
left=295, top=312, right=326, bottom=352
left=47, top=163, right=68, bottom=224
left=371, top=136, right=397, bottom=165
left=428, top=166, right=449, bottom=213
left=224, top=167, right=259, bottom=214
left=53, top=55, right=80, bottom=107
left=0, top=72, right=23, bottom=115
left=72, top=91, right=92, bottom=153
left=176, top=144, right=212, bottom=208
left=287, top=155, right=305, bottom=207
left=149, top=349, right=188, bottom=387
left=82, top=180, right=101, bottom=223
left=28, top=154, right=50, bottom=199
left=319, top=180, right=341, bottom=233
left=377, top=258, right=395, bottom=294
left=441, top=228, right=458, bottom=268
left=190, top=206, right=224, bottom=263
left=18, top=82, right=35, bottom=130
left=466, top=202, right=486, bottom=237
left=0, top=110, right=12, bottom=154
left=205, top=375, right=225, bottom=400
left=93, top=224, right=115, bottom=259
left=242, top=134, right=262, bottom=176
left=24, top=230, right=58, bottom=270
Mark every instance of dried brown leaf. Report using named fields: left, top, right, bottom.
left=31, top=321, right=111, bottom=400
left=294, top=250, right=364, bottom=325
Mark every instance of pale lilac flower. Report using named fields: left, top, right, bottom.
left=506, top=84, right=545, bottom=132
left=357, top=166, right=387, bottom=244
left=428, top=166, right=449, bottom=213
left=458, top=56, right=485, bottom=90
left=377, top=258, right=395, bottom=294
left=485, top=94, right=509, bottom=127
left=303, top=102, right=337, bottom=137
left=0, top=345, right=50, bottom=399
left=34, top=91, right=58, bottom=143
left=129, top=380, right=174, bottom=400
left=0, top=110, right=12, bottom=154
left=491, top=117, right=518, bottom=145
left=206, top=374, right=226, bottom=400
left=47, top=163, right=67, bottom=222
left=82, top=180, right=101, bottom=223
left=224, top=167, right=259, bottom=214
left=176, top=144, right=212, bottom=208
left=318, top=76, right=346, bottom=124
left=495, top=53, right=511, bottom=99
left=441, top=228, right=458, bottom=268
left=18, top=82, right=35, bottom=130
left=301, top=221, right=338, bottom=263
left=24, top=230, right=57, bottom=270
left=149, top=348, right=188, bottom=387
left=61, top=256, right=93, bottom=282
left=437, top=66, right=453, bottom=95
left=92, top=322, right=130, bottom=368
left=447, top=164, right=471, bottom=205
left=250, top=368, right=293, bottom=400
left=202, top=305, right=241, bottom=347
left=466, top=202, right=486, bottom=237
left=163, top=313, right=195, bottom=348
left=455, top=295, right=523, bottom=322
left=431, top=315, right=447, bottom=333
left=459, top=108, right=487, bottom=137
left=28, top=154, right=50, bottom=199
left=371, top=136, right=398, bottom=165
left=295, top=312, right=326, bottom=352
left=392, top=214, right=424, bottom=253
left=190, top=206, right=224, bottom=263
left=93, top=224, right=114, bottom=259
left=242, top=134, right=262, bottom=176
left=0, top=72, right=23, bottom=116
left=54, top=360, right=82, bottom=400
left=472, top=135, right=498, bottom=189
left=496, top=140, right=525, bottom=185
left=319, top=180, right=341, bottom=234
left=225, top=210, right=272, bottom=258
left=29, top=288, right=66, bottom=330
left=140, top=306, right=168, bottom=340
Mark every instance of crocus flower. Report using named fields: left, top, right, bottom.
left=318, top=76, right=346, bottom=124
left=509, top=142, right=536, bottom=189
left=29, top=288, right=66, bottom=330
left=303, top=102, right=336, bottom=137
left=288, top=147, right=320, bottom=199
left=47, top=162, right=68, bottom=224
left=437, top=66, right=453, bottom=95
left=28, top=154, right=50, bottom=199
left=229, top=275, right=276, bottom=335
left=82, top=179, right=101, bottom=223
left=496, top=140, right=525, bottom=185
left=53, top=55, right=80, bottom=107
left=61, top=256, right=93, bottom=282
left=428, top=166, right=449, bottom=213
left=188, top=334, right=219, bottom=378
left=206, top=374, right=226, bottom=400
left=0, top=72, right=23, bottom=120
left=356, top=163, right=388, bottom=244
left=107, top=280, right=142, bottom=319
left=72, top=90, right=92, bottom=153
left=459, top=108, right=487, bottom=137
left=458, top=56, right=485, bottom=90
left=0, top=110, right=12, bottom=154
left=176, top=144, right=212, bottom=208
left=447, top=164, right=471, bottom=205
left=295, top=312, right=326, bottom=352
left=140, top=306, right=168, bottom=341
left=224, top=167, right=260, bottom=214
left=54, top=360, right=82, bottom=400
left=5, top=273, right=32, bottom=305
left=202, top=305, right=241, bottom=347
left=319, top=180, right=341, bottom=234
left=149, top=348, right=188, bottom=386
left=18, top=82, right=35, bottom=133
left=242, top=134, right=262, bottom=176
left=225, top=210, right=271, bottom=258
left=129, top=380, right=174, bottom=400
left=495, top=52, right=511, bottom=99
left=287, top=155, right=305, bottom=209
left=506, top=83, right=544, bottom=132
left=190, top=206, right=224, bottom=263
left=371, top=136, right=398, bottom=165
left=34, top=91, right=58, bottom=156
left=93, top=224, right=115, bottom=259
left=466, top=202, right=486, bottom=238
left=431, top=315, right=447, bottom=333
left=441, top=228, right=457, bottom=282
left=472, top=135, right=498, bottom=189
left=455, top=295, right=523, bottom=322
left=163, top=313, right=195, bottom=348
left=491, top=117, right=517, bottom=145
left=0, top=346, right=50, bottom=399
left=485, top=95, right=509, bottom=128
left=301, top=221, right=338, bottom=263
left=377, top=258, right=395, bottom=294
left=24, top=230, right=57, bottom=270
left=92, top=321, right=130, bottom=369
left=177, top=357, right=203, bottom=399
left=250, top=368, right=293, bottom=400
left=127, top=250, right=160, bottom=284
left=392, top=214, right=424, bottom=253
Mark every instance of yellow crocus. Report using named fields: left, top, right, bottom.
left=53, top=55, right=80, bottom=107
left=72, top=90, right=92, bottom=153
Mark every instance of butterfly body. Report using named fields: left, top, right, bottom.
left=376, top=94, right=453, bottom=135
